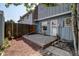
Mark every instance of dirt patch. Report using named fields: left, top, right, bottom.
left=4, top=37, right=42, bottom=56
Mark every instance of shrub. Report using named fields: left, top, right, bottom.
left=0, top=38, right=10, bottom=55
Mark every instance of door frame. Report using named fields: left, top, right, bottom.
left=50, top=19, right=58, bottom=36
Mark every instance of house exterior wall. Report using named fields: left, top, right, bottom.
left=37, top=3, right=71, bottom=21
left=18, top=13, right=33, bottom=25
left=35, top=21, right=41, bottom=33
left=0, top=11, right=4, bottom=46
left=18, top=18, right=23, bottom=24
left=58, top=14, right=73, bottom=42
left=35, top=3, right=74, bottom=42
left=23, top=13, right=33, bottom=24
left=36, top=13, right=73, bottom=42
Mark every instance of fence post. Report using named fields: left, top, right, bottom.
left=12, top=22, right=13, bottom=38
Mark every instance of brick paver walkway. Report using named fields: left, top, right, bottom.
left=4, top=38, right=41, bottom=56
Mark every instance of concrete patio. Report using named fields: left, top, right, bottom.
left=23, top=34, right=72, bottom=56
left=42, top=46, right=72, bottom=56
left=23, top=34, right=57, bottom=48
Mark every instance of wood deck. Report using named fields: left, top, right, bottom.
left=23, top=34, right=57, bottom=48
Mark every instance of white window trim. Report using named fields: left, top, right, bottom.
left=64, top=17, right=72, bottom=27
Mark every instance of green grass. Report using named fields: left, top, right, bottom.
left=0, top=38, right=10, bottom=55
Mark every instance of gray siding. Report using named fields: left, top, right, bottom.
left=35, top=3, right=76, bottom=42
left=23, top=13, right=33, bottom=24
left=18, top=13, right=33, bottom=25
left=35, top=21, right=41, bottom=33
left=38, top=4, right=71, bottom=20
left=58, top=14, right=73, bottom=42
left=36, top=13, right=73, bottom=42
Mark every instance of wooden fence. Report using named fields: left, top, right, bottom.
left=5, top=22, right=36, bottom=38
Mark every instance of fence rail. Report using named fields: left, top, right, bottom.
left=5, top=22, right=36, bottom=38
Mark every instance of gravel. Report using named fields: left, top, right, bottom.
left=52, top=40, right=74, bottom=55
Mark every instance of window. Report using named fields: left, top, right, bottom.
left=42, top=26, right=47, bottom=30
left=27, top=14, right=29, bottom=19
left=64, top=17, right=72, bottom=27
left=52, top=20, right=58, bottom=27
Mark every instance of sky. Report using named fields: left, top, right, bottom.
left=0, top=3, right=26, bottom=23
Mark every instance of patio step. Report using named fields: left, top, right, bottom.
left=23, top=34, right=57, bottom=49
left=41, top=46, right=72, bottom=56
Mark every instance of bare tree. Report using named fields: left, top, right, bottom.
left=71, top=3, right=78, bottom=55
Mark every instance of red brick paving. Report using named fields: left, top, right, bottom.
left=4, top=38, right=41, bottom=56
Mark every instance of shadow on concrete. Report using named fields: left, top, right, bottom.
left=15, top=37, right=41, bottom=51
